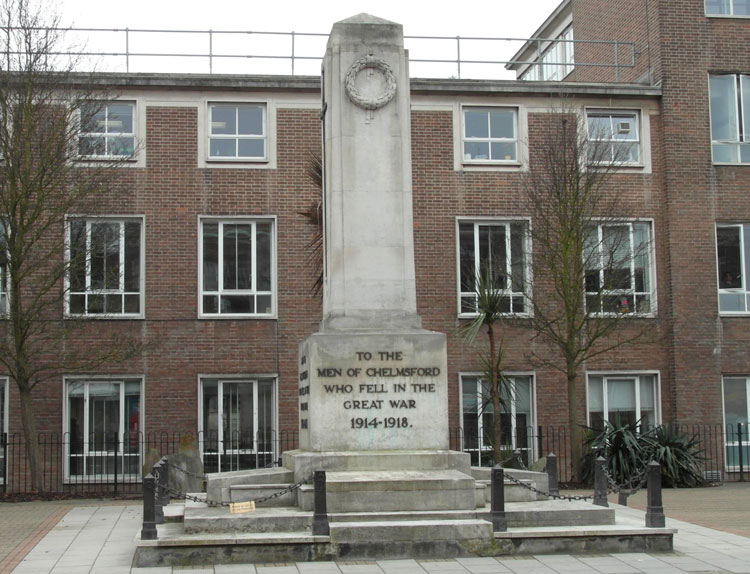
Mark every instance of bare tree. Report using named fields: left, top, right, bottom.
left=0, top=0, right=143, bottom=490
left=523, top=106, right=655, bottom=482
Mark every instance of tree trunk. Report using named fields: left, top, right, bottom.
left=18, top=384, right=43, bottom=492
left=488, top=325, right=503, bottom=466
left=567, top=368, right=583, bottom=483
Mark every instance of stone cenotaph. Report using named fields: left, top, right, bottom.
left=287, top=14, right=474, bottom=511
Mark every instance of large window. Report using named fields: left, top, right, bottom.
left=66, top=218, right=143, bottom=317
left=208, top=103, right=266, bottom=160
left=461, top=374, right=535, bottom=467
left=587, top=110, right=641, bottom=164
left=65, top=378, right=141, bottom=481
left=709, top=74, right=750, bottom=164
left=716, top=223, right=750, bottom=313
left=723, top=376, right=750, bottom=471
left=458, top=220, right=528, bottom=315
left=462, top=108, right=518, bottom=163
left=587, top=373, right=659, bottom=430
left=706, top=0, right=750, bottom=15
left=0, top=377, right=6, bottom=485
left=78, top=101, right=135, bottom=158
left=584, top=222, right=654, bottom=315
left=200, top=218, right=274, bottom=317
left=200, top=377, right=276, bottom=473
left=0, top=220, right=7, bottom=316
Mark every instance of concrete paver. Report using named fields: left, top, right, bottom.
left=2, top=485, right=750, bottom=573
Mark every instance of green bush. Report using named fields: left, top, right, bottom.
left=580, top=421, right=704, bottom=488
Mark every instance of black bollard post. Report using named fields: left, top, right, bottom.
left=312, top=470, right=329, bottom=536
left=491, top=465, right=507, bottom=532
left=546, top=453, right=559, bottom=497
left=141, top=473, right=158, bottom=540
left=154, top=459, right=169, bottom=524
left=593, top=456, right=609, bottom=507
left=645, top=460, right=666, bottom=527
left=739, top=423, right=745, bottom=483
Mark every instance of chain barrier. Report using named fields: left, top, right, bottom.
left=503, top=470, right=595, bottom=502
left=156, top=473, right=313, bottom=508
left=498, top=449, right=528, bottom=471
left=162, top=460, right=209, bottom=482
left=600, top=460, right=650, bottom=496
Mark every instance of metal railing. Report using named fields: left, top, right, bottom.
left=0, top=429, right=299, bottom=495
left=1, top=26, right=636, bottom=81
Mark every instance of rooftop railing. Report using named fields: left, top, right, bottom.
left=1, top=26, right=637, bottom=82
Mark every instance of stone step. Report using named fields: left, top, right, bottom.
left=182, top=498, right=312, bottom=534
left=328, top=518, right=492, bottom=543
left=229, top=483, right=297, bottom=506
left=283, top=449, right=471, bottom=476
left=297, top=469, right=476, bottom=512
left=206, top=467, right=294, bottom=501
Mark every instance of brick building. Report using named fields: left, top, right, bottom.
left=0, top=0, right=747, bottom=487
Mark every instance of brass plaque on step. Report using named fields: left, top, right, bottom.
left=229, top=501, right=256, bottom=514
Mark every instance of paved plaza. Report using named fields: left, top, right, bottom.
left=1, top=484, right=749, bottom=574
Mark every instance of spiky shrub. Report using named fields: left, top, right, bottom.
left=649, top=425, right=704, bottom=487
left=581, top=419, right=653, bottom=486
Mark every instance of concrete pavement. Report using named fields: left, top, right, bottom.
left=2, top=484, right=749, bottom=573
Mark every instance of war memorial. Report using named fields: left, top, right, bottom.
left=133, top=14, right=674, bottom=567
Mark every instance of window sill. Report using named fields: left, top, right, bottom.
left=65, top=314, right=144, bottom=320
left=705, top=13, right=750, bottom=18
left=458, top=312, right=530, bottom=319
left=206, top=157, right=268, bottom=163
left=199, top=314, right=277, bottom=320
left=719, top=312, right=750, bottom=317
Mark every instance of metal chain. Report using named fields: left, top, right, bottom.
left=601, top=461, right=650, bottom=495
left=503, top=471, right=594, bottom=502
left=157, top=473, right=313, bottom=508
left=162, top=460, right=209, bottom=482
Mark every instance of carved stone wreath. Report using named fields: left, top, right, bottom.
left=344, top=54, right=397, bottom=111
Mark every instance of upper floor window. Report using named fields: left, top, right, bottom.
left=66, top=218, right=143, bottom=317
left=706, top=0, right=750, bottom=16
left=208, top=103, right=266, bottom=161
left=716, top=223, right=750, bottom=313
left=587, top=373, right=659, bottom=430
left=200, top=218, right=275, bottom=317
left=462, top=108, right=517, bottom=164
left=458, top=220, right=528, bottom=315
left=584, top=222, right=654, bottom=315
left=78, top=102, right=135, bottom=159
left=709, top=74, right=750, bottom=164
left=520, top=27, right=574, bottom=81
left=586, top=110, right=641, bottom=165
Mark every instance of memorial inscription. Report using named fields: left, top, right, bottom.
left=298, top=333, right=449, bottom=451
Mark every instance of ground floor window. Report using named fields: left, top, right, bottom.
left=65, top=378, right=142, bottom=481
left=587, top=373, right=659, bottom=430
left=723, top=376, right=750, bottom=471
left=200, top=377, right=276, bottom=473
left=0, top=378, right=6, bottom=484
left=460, top=373, right=535, bottom=467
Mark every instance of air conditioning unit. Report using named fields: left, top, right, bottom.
left=617, top=121, right=632, bottom=135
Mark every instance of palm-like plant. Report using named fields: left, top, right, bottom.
left=460, top=265, right=513, bottom=465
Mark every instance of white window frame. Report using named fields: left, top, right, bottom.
left=62, top=376, right=143, bottom=483
left=197, top=375, right=278, bottom=473
left=64, top=216, right=145, bottom=319
left=584, top=220, right=656, bottom=316
left=715, top=223, right=750, bottom=315
left=0, top=220, right=7, bottom=317
left=586, top=371, right=661, bottom=428
left=78, top=101, right=137, bottom=160
left=198, top=216, right=277, bottom=319
left=458, top=372, right=537, bottom=466
left=520, top=26, right=574, bottom=81
left=705, top=0, right=750, bottom=16
left=586, top=109, right=642, bottom=166
left=461, top=106, right=519, bottom=165
left=0, top=377, right=6, bottom=485
left=207, top=102, right=267, bottom=162
left=709, top=74, right=750, bottom=164
left=456, top=217, right=531, bottom=318
left=722, top=375, right=750, bottom=472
